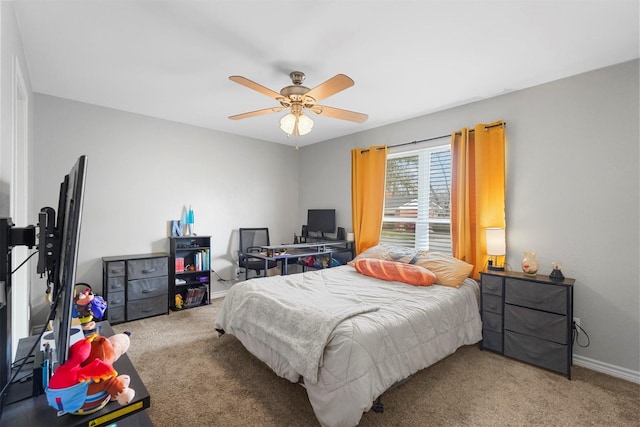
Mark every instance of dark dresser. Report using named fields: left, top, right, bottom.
left=480, top=270, right=575, bottom=379
left=103, top=253, right=169, bottom=324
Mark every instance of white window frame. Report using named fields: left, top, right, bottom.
left=381, top=142, right=452, bottom=254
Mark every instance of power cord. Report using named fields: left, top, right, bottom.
left=10, top=250, right=38, bottom=275
left=572, top=322, right=591, bottom=348
left=211, top=269, right=233, bottom=282
left=10, top=354, right=34, bottom=369
left=1, top=261, right=64, bottom=405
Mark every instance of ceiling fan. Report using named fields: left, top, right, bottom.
left=228, top=71, right=368, bottom=137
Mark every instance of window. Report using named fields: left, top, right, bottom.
left=380, top=144, right=452, bottom=254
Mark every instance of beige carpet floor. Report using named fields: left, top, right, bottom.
left=113, top=299, right=639, bottom=426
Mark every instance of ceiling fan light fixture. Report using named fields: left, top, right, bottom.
left=297, top=113, right=314, bottom=135
left=280, top=112, right=313, bottom=136
left=280, top=113, right=297, bottom=135
left=230, top=71, right=367, bottom=139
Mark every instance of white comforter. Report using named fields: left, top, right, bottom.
left=214, top=265, right=482, bottom=427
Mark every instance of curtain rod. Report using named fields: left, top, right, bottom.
left=360, top=121, right=506, bottom=153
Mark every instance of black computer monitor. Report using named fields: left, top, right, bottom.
left=307, top=209, right=336, bottom=237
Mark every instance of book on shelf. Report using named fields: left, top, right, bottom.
left=192, top=249, right=210, bottom=272
left=202, top=248, right=210, bottom=271
left=175, top=257, right=185, bottom=272
left=184, top=286, right=206, bottom=308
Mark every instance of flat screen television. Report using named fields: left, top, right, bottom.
left=47, top=154, right=87, bottom=370
left=307, top=209, right=336, bottom=237
left=0, top=155, right=87, bottom=416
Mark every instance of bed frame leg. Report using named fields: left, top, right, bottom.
left=372, top=397, right=384, bottom=413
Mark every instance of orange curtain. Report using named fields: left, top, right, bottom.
left=351, top=145, right=387, bottom=255
left=451, top=120, right=505, bottom=278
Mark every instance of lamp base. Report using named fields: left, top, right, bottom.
left=487, top=258, right=505, bottom=271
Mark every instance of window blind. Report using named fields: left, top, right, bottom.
left=380, top=145, right=452, bottom=254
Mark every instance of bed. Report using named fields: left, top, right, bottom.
left=214, top=248, right=482, bottom=427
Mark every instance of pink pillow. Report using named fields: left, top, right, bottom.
left=354, top=259, right=436, bottom=286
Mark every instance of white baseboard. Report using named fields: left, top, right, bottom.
left=210, top=289, right=228, bottom=300
left=574, top=354, right=640, bottom=384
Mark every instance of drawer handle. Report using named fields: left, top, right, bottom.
left=142, top=308, right=153, bottom=312
left=487, top=302, right=498, bottom=310
left=520, top=295, right=547, bottom=304
left=142, top=268, right=157, bottom=274
left=141, top=289, right=154, bottom=294
left=526, top=351, right=541, bottom=360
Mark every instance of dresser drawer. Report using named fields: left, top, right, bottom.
left=107, top=307, right=125, bottom=324
left=107, top=290, right=125, bottom=308
left=481, top=274, right=503, bottom=296
left=505, top=279, right=567, bottom=314
left=128, top=276, right=168, bottom=301
left=482, top=293, right=503, bottom=315
left=128, top=257, right=168, bottom=280
left=482, top=310, right=503, bottom=333
left=105, top=261, right=125, bottom=277
left=482, top=329, right=503, bottom=353
left=127, top=295, right=167, bottom=321
left=505, top=305, right=568, bottom=344
left=504, top=331, right=568, bottom=375
left=107, top=276, right=125, bottom=293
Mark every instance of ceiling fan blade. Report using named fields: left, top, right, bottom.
left=229, top=76, right=282, bottom=99
left=310, top=105, right=368, bottom=123
left=229, top=107, right=284, bottom=120
left=305, top=74, right=354, bottom=102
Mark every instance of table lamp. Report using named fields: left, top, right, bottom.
left=486, top=227, right=506, bottom=271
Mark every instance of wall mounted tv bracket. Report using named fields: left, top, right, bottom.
left=1, top=217, right=37, bottom=296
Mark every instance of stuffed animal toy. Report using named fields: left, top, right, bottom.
left=76, top=332, right=135, bottom=413
left=74, top=285, right=108, bottom=331
left=45, top=332, right=135, bottom=415
left=45, top=334, right=117, bottom=414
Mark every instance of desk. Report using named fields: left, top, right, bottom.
left=248, top=241, right=353, bottom=275
left=2, top=322, right=152, bottom=427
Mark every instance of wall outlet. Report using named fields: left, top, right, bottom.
left=573, top=317, right=580, bottom=327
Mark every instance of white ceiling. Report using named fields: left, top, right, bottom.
left=13, top=0, right=639, bottom=147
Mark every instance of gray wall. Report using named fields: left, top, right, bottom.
left=31, top=95, right=299, bottom=314
left=298, top=60, right=640, bottom=378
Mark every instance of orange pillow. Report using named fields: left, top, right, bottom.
left=354, top=259, right=436, bottom=286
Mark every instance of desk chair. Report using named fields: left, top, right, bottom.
left=238, top=228, right=277, bottom=280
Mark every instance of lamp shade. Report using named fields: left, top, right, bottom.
left=280, top=112, right=314, bottom=136
left=486, top=227, right=506, bottom=256
left=296, top=113, right=314, bottom=135
left=280, top=113, right=297, bottom=135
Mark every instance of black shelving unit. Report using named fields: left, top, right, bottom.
left=169, top=235, right=211, bottom=310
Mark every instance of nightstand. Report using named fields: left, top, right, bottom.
left=479, top=270, right=575, bottom=379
